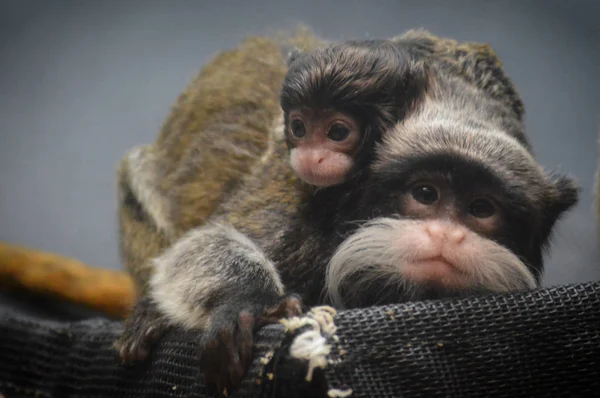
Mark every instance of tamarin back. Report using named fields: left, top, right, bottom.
left=118, top=30, right=325, bottom=293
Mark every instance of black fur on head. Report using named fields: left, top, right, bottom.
left=279, top=39, right=429, bottom=175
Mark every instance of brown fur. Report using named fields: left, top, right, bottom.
left=118, top=29, right=325, bottom=292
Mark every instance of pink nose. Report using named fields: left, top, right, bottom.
left=425, top=221, right=466, bottom=244
left=302, top=150, right=326, bottom=165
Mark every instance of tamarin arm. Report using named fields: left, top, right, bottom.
left=114, top=222, right=301, bottom=393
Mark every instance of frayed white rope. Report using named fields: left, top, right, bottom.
left=280, top=306, right=353, bottom=397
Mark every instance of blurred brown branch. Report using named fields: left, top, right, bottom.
left=0, top=241, right=135, bottom=319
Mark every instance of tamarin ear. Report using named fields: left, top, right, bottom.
left=286, top=47, right=304, bottom=66
left=539, top=172, right=580, bottom=245
left=547, top=172, right=580, bottom=219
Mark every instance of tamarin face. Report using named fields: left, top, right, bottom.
left=286, top=108, right=362, bottom=187
left=326, top=102, right=579, bottom=308
left=280, top=39, right=427, bottom=188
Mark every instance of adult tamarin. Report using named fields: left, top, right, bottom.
left=113, top=29, right=579, bottom=395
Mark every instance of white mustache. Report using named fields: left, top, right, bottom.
left=326, top=217, right=537, bottom=308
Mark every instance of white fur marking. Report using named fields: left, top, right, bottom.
left=261, top=112, right=285, bottom=164
left=216, top=223, right=285, bottom=295
left=373, top=94, right=548, bottom=205
left=124, top=146, right=174, bottom=238
left=326, top=218, right=537, bottom=308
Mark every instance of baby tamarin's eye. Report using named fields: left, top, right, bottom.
left=327, top=124, right=351, bottom=142
left=411, top=185, right=439, bottom=205
left=468, top=198, right=496, bottom=218
left=290, top=119, right=306, bottom=138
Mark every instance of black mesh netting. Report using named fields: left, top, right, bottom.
left=1, top=282, right=599, bottom=398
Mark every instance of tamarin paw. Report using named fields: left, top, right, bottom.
left=114, top=297, right=171, bottom=364
left=199, top=294, right=304, bottom=395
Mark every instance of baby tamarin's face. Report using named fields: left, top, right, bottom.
left=286, top=108, right=363, bottom=187
left=280, top=38, right=428, bottom=188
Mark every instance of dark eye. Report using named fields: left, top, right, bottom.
left=468, top=198, right=496, bottom=218
left=411, top=185, right=439, bottom=205
left=290, top=119, right=306, bottom=138
left=327, top=124, right=351, bottom=142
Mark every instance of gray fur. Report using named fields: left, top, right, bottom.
left=121, top=145, right=174, bottom=239
left=149, top=223, right=284, bottom=331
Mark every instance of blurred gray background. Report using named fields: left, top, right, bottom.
left=0, top=0, right=599, bottom=288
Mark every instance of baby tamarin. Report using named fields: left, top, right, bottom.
left=114, top=29, right=579, bottom=395
left=281, top=39, right=426, bottom=187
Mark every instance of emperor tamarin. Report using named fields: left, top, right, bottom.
left=114, top=29, right=579, bottom=395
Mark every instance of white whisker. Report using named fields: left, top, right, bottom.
left=326, top=217, right=537, bottom=307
